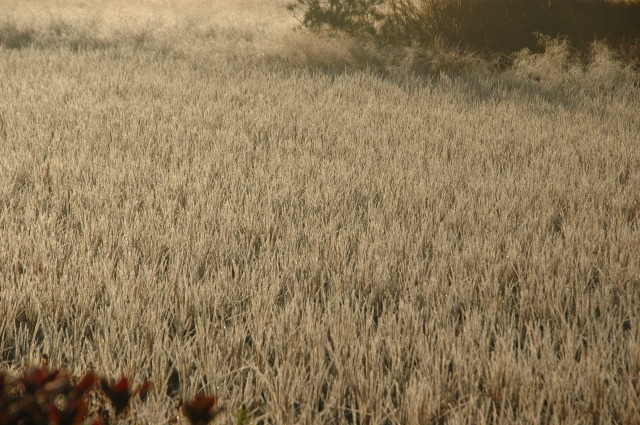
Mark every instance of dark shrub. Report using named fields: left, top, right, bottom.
left=292, top=0, right=640, bottom=60
left=385, top=0, right=640, bottom=53
left=288, top=0, right=386, bottom=35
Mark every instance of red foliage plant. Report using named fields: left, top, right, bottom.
left=0, top=363, right=218, bottom=425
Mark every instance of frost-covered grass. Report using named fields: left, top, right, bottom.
left=1, top=1, right=639, bottom=423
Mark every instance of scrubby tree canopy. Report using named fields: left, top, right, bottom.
left=291, top=0, right=640, bottom=58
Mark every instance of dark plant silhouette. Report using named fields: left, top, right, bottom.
left=99, top=377, right=151, bottom=417
left=290, top=0, right=640, bottom=61
left=182, top=394, right=222, bottom=425
left=0, top=363, right=222, bottom=425
left=0, top=366, right=97, bottom=425
left=288, top=0, right=386, bottom=35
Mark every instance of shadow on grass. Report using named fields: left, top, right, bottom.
left=0, top=20, right=36, bottom=49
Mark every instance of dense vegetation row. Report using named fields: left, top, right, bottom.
left=290, top=0, right=640, bottom=62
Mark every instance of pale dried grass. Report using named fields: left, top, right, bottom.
left=1, top=1, right=639, bottom=424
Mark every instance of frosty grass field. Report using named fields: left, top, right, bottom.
left=1, top=0, right=639, bottom=423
